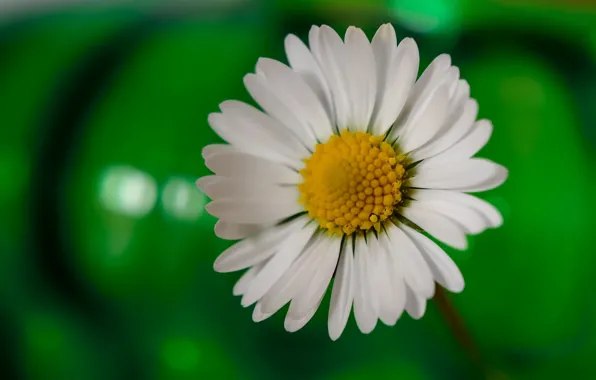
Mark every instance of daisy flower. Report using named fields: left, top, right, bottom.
left=197, top=24, right=508, bottom=340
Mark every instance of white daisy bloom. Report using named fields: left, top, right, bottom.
left=197, top=24, right=508, bottom=340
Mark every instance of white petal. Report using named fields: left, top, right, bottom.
left=421, top=190, right=503, bottom=228
left=202, top=144, right=237, bottom=159
left=284, top=293, right=324, bottom=333
left=195, top=175, right=223, bottom=198
left=444, top=80, right=470, bottom=126
left=308, top=26, right=324, bottom=64
left=370, top=24, right=397, bottom=131
left=397, top=84, right=450, bottom=153
left=214, top=220, right=263, bottom=240
left=205, top=184, right=301, bottom=224
left=371, top=33, right=419, bottom=135
left=288, top=238, right=341, bottom=318
left=369, top=235, right=401, bottom=326
left=205, top=151, right=300, bottom=185
left=409, top=54, right=451, bottom=106
left=420, top=79, right=470, bottom=159
left=344, top=27, right=376, bottom=130
left=259, top=234, right=325, bottom=314
left=427, top=120, right=493, bottom=164
left=401, top=224, right=464, bottom=293
left=410, top=199, right=487, bottom=235
left=213, top=218, right=302, bottom=273
left=208, top=106, right=303, bottom=168
left=378, top=232, right=406, bottom=325
left=411, top=189, right=502, bottom=231
left=233, top=262, right=266, bottom=296
left=241, top=220, right=316, bottom=306
left=199, top=177, right=280, bottom=201
left=353, top=237, right=378, bottom=334
left=410, top=158, right=508, bottom=193
left=315, top=25, right=351, bottom=130
left=411, top=98, right=478, bottom=161
left=442, top=66, right=461, bottom=99
left=243, top=74, right=316, bottom=149
left=459, top=166, right=509, bottom=193
left=284, top=33, right=334, bottom=125
left=386, top=224, right=434, bottom=298
left=401, top=203, right=468, bottom=250
left=252, top=301, right=274, bottom=322
left=392, top=54, right=451, bottom=133
left=256, top=58, right=334, bottom=142
left=328, top=239, right=355, bottom=341
left=405, top=285, right=426, bottom=319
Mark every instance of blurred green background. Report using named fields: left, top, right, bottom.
left=1, top=0, right=595, bottom=379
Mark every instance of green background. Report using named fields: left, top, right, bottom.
left=1, top=0, right=595, bottom=379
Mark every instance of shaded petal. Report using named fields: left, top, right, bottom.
left=411, top=98, right=478, bottom=161
left=418, top=190, right=503, bottom=228
left=205, top=151, right=300, bottom=185
left=371, top=32, right=419, bottom=135
left=284, top=293, right=325, bottom=333
left=369, top=235, right=402, bottom=326
left=210, top=101, right=306, bottom=167
left=410, top=189, right=502, bottom=232
left=195, top=175, right=223, bottom=197
left=202, top=144, right=237, bottom=159
left=409, top=199, right=487, bottom=235
left=204, top=183, right=301, bottom=224
left=252, top=301, right=274, bottom=322
left=315, top=25, right=351, bottom=130
left=241, top=220, right=317, bottom=306
left=213, top=217, right=304, bottom=273
left=410, top=158, right=508, bottom=192
left=233, top=261, right=267, bottom=296
left=378, top=232, right=406, bottom=325
left=214, top=220, right=263, bottom=240
left=328, top=239, right=355, bottom=340
left=390, top=53, right=451, bottom=137
left=353, top=237, right=378, bottom=334
left=344, top=26, right=376, bottom=130
left=243, top=74, right=317, bottom=149
left=405, top=285, right=427, bottom=319
left=401, top=203, right=468, bottom=250
left=398, top=84, right=450, bottom=153
left=256, top=57, right=334, bottom=142
left=288, top=237, right=341, bottom=318
left=425, top=119, right=493, bottom=164
left=260, top=234, right=326, bottom=314
left=401, top=224, right=464, bottom=293
left=284, top=33, right=334, bottom=125
left=386, top=224, right=435, bottom=298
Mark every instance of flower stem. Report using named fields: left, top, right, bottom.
left=434, top=286, right=506, bottom=379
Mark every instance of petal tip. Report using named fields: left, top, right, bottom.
left=328, top=331, right=341, bottom=341
left=213, top=259, right=226, bottom=273
left=207, top=112, right=221, bottom=125
left=451, top=283, right=465, bottom=293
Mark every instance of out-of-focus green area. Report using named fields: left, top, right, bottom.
left=0, top=0, right=595, bottom=379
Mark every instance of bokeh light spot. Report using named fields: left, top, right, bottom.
left=390, top=0, right=460, bottom=34
left=99, top=165, right=157, bottom=217
left=162, top=177, right=205, bottom=221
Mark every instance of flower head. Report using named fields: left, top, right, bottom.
left=197, top=24, right=507, bottom=340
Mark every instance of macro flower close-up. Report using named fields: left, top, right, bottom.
left=197, top=23, right=508, bottom=340
left=4, top=0, right=596, bottom=378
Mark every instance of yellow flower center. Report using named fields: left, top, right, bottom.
left=298, top=130, right=406, bottom=236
